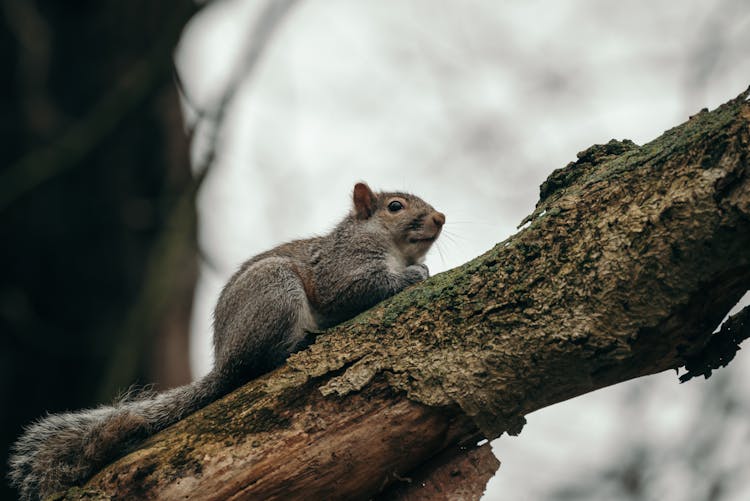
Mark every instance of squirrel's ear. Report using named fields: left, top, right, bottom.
left=353, top=182, right=375, bottom=220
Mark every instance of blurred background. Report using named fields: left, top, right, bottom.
left=1, top=0, right=749, bottom=500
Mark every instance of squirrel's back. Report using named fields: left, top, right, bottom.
left=8, top=182, right=444, bottom=500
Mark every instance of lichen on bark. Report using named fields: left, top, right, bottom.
left=68, top=87, right=750, bottom=500
left=287, top=87, right=750, bottom=437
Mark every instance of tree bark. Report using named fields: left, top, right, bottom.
left=66, top=88, right=750, bottom=500
left=380, top=443, right=500, bottom=500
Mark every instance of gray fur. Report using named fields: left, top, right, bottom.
left=8, top=183, right=444, bottom=500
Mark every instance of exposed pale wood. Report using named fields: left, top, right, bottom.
left=378, top=443, right=500, bottom=501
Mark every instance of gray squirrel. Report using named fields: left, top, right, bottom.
left=8, top=182, right=445, bottom=500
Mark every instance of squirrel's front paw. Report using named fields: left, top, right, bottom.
left=404, top=263, right=429, bottom=284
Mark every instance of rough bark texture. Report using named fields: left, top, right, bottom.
left=65, top=89, right=750, bottom=500
left=379, top=443, right=500, bottom=500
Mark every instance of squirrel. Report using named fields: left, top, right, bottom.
left=8, top=182, right=445, bottom=500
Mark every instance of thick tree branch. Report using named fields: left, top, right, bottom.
left=66, top=88, right=750, bottom=499
left=379, top=443, right=500, bottom=500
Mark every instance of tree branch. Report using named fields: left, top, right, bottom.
left=66, top=88, right=750, bottom=499
left=0, top=1, right=197, bottom=213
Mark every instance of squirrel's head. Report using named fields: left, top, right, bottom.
left=352, top=182, right=445, bottom=263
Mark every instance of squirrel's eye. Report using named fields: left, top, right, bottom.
left=388, top=201, right=404, bottom=212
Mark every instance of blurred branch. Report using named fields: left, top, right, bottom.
left=183, top=0, right=300, bottom=273
left=97, top=0, right=301, bottom=398
left=190, top=0, right=300, bottom=173
left=0, top=1, right=197, bottom=213
left=2, top=0, right=61, bottom=136
left=96, top=167, right=206, bottom=401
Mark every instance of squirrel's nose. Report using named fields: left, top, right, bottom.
left=432, top=212, right=446, bottom=228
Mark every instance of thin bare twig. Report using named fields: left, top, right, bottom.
left=96, top=0, right=301, bottom=399
left=187, top=0, right=300, bottom=274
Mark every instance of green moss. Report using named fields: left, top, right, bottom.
left=539, top=139, right=639, bottom=203
left=287, top=86, right=750, bottom=439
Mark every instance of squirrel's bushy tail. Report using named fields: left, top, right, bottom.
left=8, top=369, right=227, bottom=500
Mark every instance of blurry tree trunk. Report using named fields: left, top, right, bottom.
left=65, top=90, right=750, bottom=499
left=0, top=2, right=198, bottom=498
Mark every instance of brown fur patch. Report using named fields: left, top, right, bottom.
left=83, top=412, right=149, bottom=463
